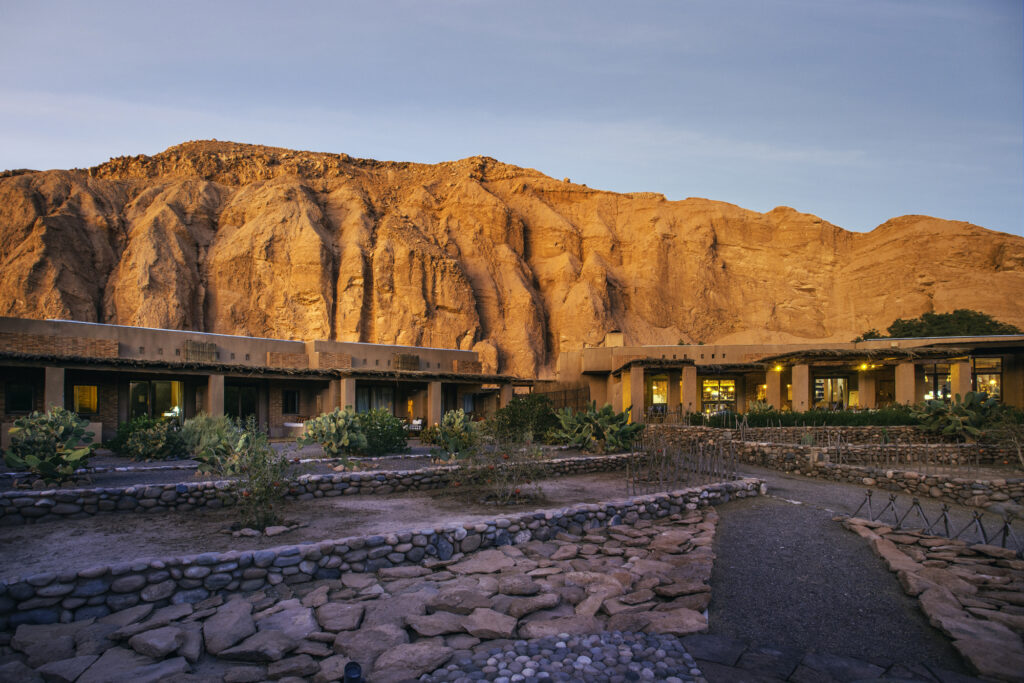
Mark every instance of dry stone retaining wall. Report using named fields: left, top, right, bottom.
left=0, top=477, right=763, bottom=629
left=736, top=442, right=1024, bottom=508
left=0, top=453, right=643, bottom=526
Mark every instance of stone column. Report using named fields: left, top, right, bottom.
left=894, top=362, right=917, bottom=405
left=499, top=384, right=514, bottom=409
left=734, top=376, right=746, bottom=414
left=339, top=378, right=357, bottom=411
left=950, top=361, right=972, bottom=399
left=206, top=374, right=224, bottom=417
left=667, top=370, right=681, bottom=416
left=858, top=370, right=877, bottom=409
left=325, top=379, right=342, bottom=412
left=610, top=376, right=624, bottom=413
left=629, top=365, right=645, bottom=423
left=44, top=366, right=65, bottom=410
left=427, top=381, right=443, bottom=426
left=681, top=365, right=698, bottom=413
left=766, top=369, right=783, bottom=410
left=792, top=364, right=811, bottom=412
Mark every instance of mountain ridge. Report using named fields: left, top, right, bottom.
left=2, top=140, right=1021, bottom=377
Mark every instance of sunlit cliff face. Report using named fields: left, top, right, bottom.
left=2, top=140, right=1022, bottom=377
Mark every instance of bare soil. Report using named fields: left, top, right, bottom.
left=0, top=471, right=635, bottom=583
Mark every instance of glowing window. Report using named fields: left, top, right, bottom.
left=73, top=385, right=98, bottom=414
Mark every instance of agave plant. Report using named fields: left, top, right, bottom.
left=4, top=407, right=94, bottom=484
left=552, top=402, right=643, bottom=453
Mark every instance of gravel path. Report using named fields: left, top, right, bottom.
left=709, top=464, right=971, bottom=674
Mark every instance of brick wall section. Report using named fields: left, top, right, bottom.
left=266, top=352, right=308, bottom=369
left=317, top=352, right=352, bottom=370
left=0, top=333, right=117, bottom=358
left=453, top=359, right=482, bottom=374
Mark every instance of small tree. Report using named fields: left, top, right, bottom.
left=233, top=418, right=296, bottom=529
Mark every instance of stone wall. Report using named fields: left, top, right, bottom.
left=0, top=477, right=764, bottom=629
left=647, top=424, right=930, bottom=445
left=735, top=442, right=1024, bottom=508
left=0, top=453, right=645, bottom=526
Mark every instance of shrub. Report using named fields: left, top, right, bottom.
left=233, top=418, right=296, bottom=529
left=105, top=415, right=159, bottom=454
left=182, top=414, right=243, bottom=474
left=4, top=407, right=94, bottom=484
left=489, top=394, right=559, bottom=444
left=120, top=419, right=188, bottom=461
left=552, top=402, right=644, bottom=453
left=357, top=409, right=408, bottom=457
left=430, top=409, right=478, bottom=461
left=298, top=408, right=367, bottom=460
left=451, top=444, right=546, bottom=505
left=419, top=424, right=441, bottom=446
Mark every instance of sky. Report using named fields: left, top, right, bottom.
left=0, top=0, right=1021, bottom=236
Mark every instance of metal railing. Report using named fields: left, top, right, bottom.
left=815, top=431, right=982, bottom=477
left=627, top=433, right=738, bottom=496
left=849, top=489, right=1022, bottom=555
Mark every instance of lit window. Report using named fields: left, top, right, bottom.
left=973, top=357, right=1002, bottom=400
left=73, top=385, right=98, bottom=414
left=702, top=379, right=736, bottom=414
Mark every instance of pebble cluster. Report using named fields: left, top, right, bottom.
left=422, top=631, right=702, bottom=682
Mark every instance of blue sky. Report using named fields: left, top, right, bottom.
left=1, top=0, right=1021, bottom=236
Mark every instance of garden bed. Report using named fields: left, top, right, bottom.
left=0, top=474, right=763, bottom=628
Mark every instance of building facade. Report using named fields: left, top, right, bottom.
left=0, top=318, right=517, bottom=446
left=555, top=332, right=1024, bottom=422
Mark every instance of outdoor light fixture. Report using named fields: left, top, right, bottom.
left=773, top=364, right=783, bottom=372
left=859, top=363, right=869, bottom=371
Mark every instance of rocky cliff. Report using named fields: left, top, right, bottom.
left=2, top=140, right=1022, bottom=377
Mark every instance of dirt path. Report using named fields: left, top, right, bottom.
left=0, top=471, right=637, bottom=582
left=708, top=464, right=972, bottom=674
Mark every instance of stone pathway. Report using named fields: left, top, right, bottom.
left=703, top=465, right=990, bottom=681
left=844, top=517, right=1024, bottom=682
left=0, top=512, right=719, bottom=682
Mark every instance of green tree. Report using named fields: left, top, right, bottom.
left=855, top=310, right=1020, bottom=341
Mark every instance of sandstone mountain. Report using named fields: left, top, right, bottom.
left=2, top=140, right=1022, bottom=377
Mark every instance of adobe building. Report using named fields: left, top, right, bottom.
left=0, top=318, right=518, bottom=445
left=556, top=331, right=1024, bottom=422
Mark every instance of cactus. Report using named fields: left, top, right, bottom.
left=4, top=407, right=94, bottom=484
left=911, top=391, right=1000, bottom=442
left=298, top=408, right=368, bottom=459
left=430, top=409, right=478, bottom=461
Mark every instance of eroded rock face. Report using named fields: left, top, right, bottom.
left=3, top=140, right=1023, bottom=376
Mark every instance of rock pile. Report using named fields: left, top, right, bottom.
left=843, top=517, right=1024, bottom=682
left=0, top=511, right=717, bottom=681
